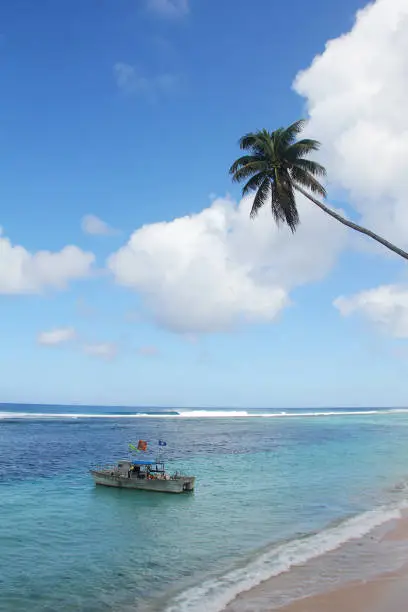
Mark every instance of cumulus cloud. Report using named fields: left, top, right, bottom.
left=83, top=342, right=117, bottom=361
left=37, top=327, right=77, bottom=346
left=294, top=0, right=408, bottom=248
left=81, top=214, right=118, bottom=236
left=334, top=285, right=408, bottom=338
left=0, top=228, right=94, bottom=294
left=113, top=63, right=180, bottom=101
left=107, top=194, right=346, bottom=333
left=146, top=0, right=189, bottom=18
left=37, top=328, right=119, bottom=360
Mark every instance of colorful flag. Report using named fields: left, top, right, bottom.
left=137, top=440, right=148, bottom=451
left=158, top=440, right=167, bottom=447
left=129, top=443, right=139, bottom=453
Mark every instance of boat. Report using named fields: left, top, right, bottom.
left=90, top=459, right=196, bottom=494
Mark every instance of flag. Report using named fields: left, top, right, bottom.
left=129, top=443, right=139, bottom=453
left=158, top=440, right=167, bottom=447
left=137, top=440, right=148, bottom=452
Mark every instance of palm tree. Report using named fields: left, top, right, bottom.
left=229, top=120, right=408, bottom=261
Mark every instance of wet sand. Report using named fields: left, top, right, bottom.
left=273, top=569, right=408, bottom=612
left=275, top=516, right=408, bottom=612
left=384, top=514, right=408, bottom=541
left=224, top=514, right=408, bottom=612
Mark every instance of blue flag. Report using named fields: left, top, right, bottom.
left=158, top=440, right=167, bottom=447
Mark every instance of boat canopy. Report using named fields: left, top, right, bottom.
left=132, top=460, right=156, bottom=466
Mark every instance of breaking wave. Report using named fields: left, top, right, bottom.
left=1, top=408, right=408, bottom=420
left=164, top=504, right=406, bottom=612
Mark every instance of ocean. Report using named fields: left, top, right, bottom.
left=1, top=405, right=408, bottom=611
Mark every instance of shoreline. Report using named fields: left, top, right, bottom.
left=223, top=513, right=408, bottom=612
left=273, top=515, right=408, bottom=612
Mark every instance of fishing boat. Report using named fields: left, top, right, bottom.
left=90, top=459, right=196, bottom=494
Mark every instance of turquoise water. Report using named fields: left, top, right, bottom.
left=1, top=406, right=408, bottom=611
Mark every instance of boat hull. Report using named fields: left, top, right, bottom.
left=90, top=471, right=195, bottom=493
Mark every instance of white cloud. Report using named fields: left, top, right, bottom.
left=83, top=342, right=117, bottom=361
left=37, top=329, right=119, bottom=359
left=37, top=327, right=77, bottom=346
left=0, top=228, right=94, bottom=294
left=113, top=63, right=179, bottom=101
left=294, top=0, right=408, bottom=249
left=81, top=214, right=118, bottom=236
left=146, top=0, right=189, bottom=18
left=107, top=194, right=346, bottom=333
left=334, top=285, right=408, bottom=338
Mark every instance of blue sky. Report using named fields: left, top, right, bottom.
left=1, top=0, right=408, bottom=407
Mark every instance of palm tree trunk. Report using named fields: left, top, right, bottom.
left=294, top=184, right=408, bottom=262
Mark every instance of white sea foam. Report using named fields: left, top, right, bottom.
left=178, top=410, right=250, bottom=418
left=164, top=504, right=407, bottom=612
left=1, top=408, right=408, bottom=420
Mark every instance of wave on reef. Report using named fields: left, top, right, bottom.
left=1, top=408, right=408, bottom=420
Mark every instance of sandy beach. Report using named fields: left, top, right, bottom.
left=274, top=568, right=408, bottom=612
left=275, top=516, right=408, bottom=612
left=225, top=514, right=408, bottom=612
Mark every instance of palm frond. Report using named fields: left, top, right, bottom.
left=285, top=138, right=321, bottom=160
left=239, top=130, right=274, bottom=158
left=290, top=166, right=327, bottom=198
left=274, top=169, right=299, bottom=232
left=250, top=177, right=271, bottom=218
left=242, top=172, right=268, bottom=196
left=230, top=120, right=321, bottom=231
left=239, top=132, right=263, bottom=152
left=278, top=119, right=306, bottom=148
left=231, top=161, right=269, bottom=183
left=238, top=133, right=255, bottom=149
left=271, top=127, right=285, bottom=152
left=229, top=155, right=265, bottom=176
left=270, top=180, right=286, bottom=225
left=291, top=157, right=326, bottom=177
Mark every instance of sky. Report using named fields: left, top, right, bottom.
left=1, top=0, right=408, bottom=408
